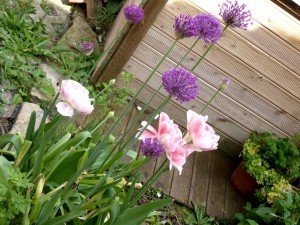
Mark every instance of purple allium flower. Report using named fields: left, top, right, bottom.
left=173, top=14, right=195, bottom=39
left=124, top=4, right=144, bottom=23
left=223, top=77, right=231, bottom=85
left=141, top=138, right=164, bottom=157
left=219, top=0, right=252, bottom=30
left=81, top=42, right=94, bottom=56
left=162, top=67, right=199, bottom=103
left=192, top=14, right=222, bottom=43
left=220, top=77, right=231, bottom=90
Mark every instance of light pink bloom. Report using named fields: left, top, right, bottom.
left=186, top=110, right=219, bottom=151
left=138, top=112, right=183, bottom=148
left=56, top=80, right=94, bottom=117
left=166, top=144, right=192, bottom=175
left=137, top=112, right=190, bottom=174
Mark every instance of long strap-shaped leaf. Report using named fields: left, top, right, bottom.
left=112, top=199, right=172, bottom=225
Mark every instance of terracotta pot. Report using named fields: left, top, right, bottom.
left=231, top=162, right=259, bottom=197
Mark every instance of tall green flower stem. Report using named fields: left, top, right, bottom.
left=176, top=38, right=200, bottom=68
left=77, top=39, right=178, bottom=172
left=79, top=96, right=172, bottom=206
left=127, top=158, right=168, bottom=208
left=200, top=86, right=223, bottom=113
left=191, top=25, right=228, bottom=72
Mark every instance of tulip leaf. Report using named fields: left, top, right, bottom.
left=0, top=133, right=23, bottom=153
left=42, top=211, right=85, bottom=225
left=47, top=149, right=87, bottom=184
left=0, top=156, right=12, bottom=184
left=113, top=199, right=172, bottom=225
left=25, top=111, right=36, bottom=141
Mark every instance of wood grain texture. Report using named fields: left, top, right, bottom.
left=170, top=153, right=195, bottom=205
left=206, top=151, right=228, bottom=218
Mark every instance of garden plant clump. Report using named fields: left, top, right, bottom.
left=2, top=0, right=297, bottom=225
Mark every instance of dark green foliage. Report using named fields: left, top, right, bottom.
left=91, top=0, right=123, bottom=35
left=247, top=132, right=300, bottom=180
left=182, top=202, right=219, bottom=225
left=0, top=167, right=32, bottom=224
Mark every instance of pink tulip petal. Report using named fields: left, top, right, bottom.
left=56, top=102, right=74, bottom=117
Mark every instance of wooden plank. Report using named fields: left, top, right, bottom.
left=224, top=161, right=244, bottom=218
left=187, top=0, right=300, bottom=52
left=188, top=152, right=213, bottom=207
left=154, top=9, right=300, bottom=99
left=103, top=0, right=147, bottom=49
left=152, top=156, right=173, bottom=195
left=184, top=0, right=300, bottom=74
left=131, top=40, right=292, bottom=137
left=92, top=0, right=168, bottom=83
left=170, top=152, right=195, bottom=205
left=206, top=151, right=228, bottom=218
left=140, top=26, right=300, bottom=125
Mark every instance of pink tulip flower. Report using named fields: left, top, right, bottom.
left=186, top=110, right=220, bottom=151
left=138, top=112, right=183, bottom=148
left=166, top=144, right=193, bottom=175
left=56, top=80, right=94, bottom=117
left=138, top=112, right=192, bottom=174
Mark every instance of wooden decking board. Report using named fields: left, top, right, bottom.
left=188, top=152, right=213, bottom=207
left=206, top=151, right=230, bottom=218
left=140, top=26, right=300, bottom=123
left=170, top=153, right=195, bottom=205
left=142, top=29, right=300, bottom=120
left=154, top=9, right=300, bottom=99
left=131, top=41, right=292, bottom=137
left=224, top=161, right=244, bottom=218
left=186, top=0, right=300, bottom=75
left=187, top=0, right=300, bottom=52
left=152, top=156, right=173, bottom=195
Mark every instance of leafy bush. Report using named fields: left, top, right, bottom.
left=242, top=132, right=300, bottom=203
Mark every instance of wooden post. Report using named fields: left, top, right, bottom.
left=91, top=0, right=168, bottom=84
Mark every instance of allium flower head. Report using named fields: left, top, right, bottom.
left=162, top=67, right=199, bottom=103
left=192, top=14, right=222, bottom=43
left=141, top=138, right=164, bottom=157
left=219, top=0, right=252, bottom=30
left=81, top=42, right=94, bottom=56
left=124, top=4, right=144, bottom=23
left=220, top=77, right=231, bottom=90
left=173, top=14, right=195, bottom=39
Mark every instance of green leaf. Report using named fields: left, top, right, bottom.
left=113, top=199, right=172, bottom=225
left=43, top=133, right=72, bottom=164
left=0, top=133, right=23, bottom=152
left=42, top=211, right=85, bottom=225
left=46, top=149, right=87, bottom=184
left=14, top=140, right=32, bottom=169
left=12, top=93, right=23, bottom=104
left=255, top=206, right=276, bottom=223
left=246, top=219, right=259, bottom=225
left=0, top=156, right=12, bottom=184
left=25, top=111, right=36, bottom=141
